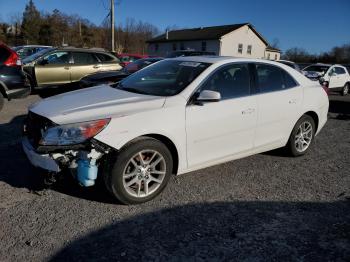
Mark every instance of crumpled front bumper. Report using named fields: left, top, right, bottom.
left=22, top=137, right=60, bottom=172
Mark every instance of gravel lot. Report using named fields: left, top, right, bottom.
left=0, top=91, right=349, bottom=261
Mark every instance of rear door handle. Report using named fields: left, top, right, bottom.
left=289, top=99, right=297, bottom=104
left=242, top=108, right=255, bottom=115
left=64, top=66, right=70, bottom=70
left=93, top=65, right=101, bottom=69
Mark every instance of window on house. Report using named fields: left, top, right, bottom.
left=238, top=44, right=243, bottom=54
left=247, top=45, right=252, bottom=55
left=202, top=41, right=207, bottom=51
left=180, top=43, right=185, bottom=50
left=275, top=54, right=277, bottom=60
left=267, top=53, right=270, bottom=60
left=155, top=44, right=159, bottom=51
left=172, top=43, right=177, bottom=51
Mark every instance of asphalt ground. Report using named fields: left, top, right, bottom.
left=0, top=90, right=349, bottom=261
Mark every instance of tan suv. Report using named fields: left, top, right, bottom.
left=22, top=47, right=122, bottom=89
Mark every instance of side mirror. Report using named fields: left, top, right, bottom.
left=38, top=59, right=48, bottom=66
left=196, top=90, right=221, bottom=103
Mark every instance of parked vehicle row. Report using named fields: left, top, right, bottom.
left=22, top=47, right=122, bottom=90
left=302, top=63, right=350, bottom=95
left=0, top=43, right=30, bottom=111
left=79, top=57, right=163, bottom=88
left=12, top=45, right=52, bottom=59
left=22, top=57, right=329, bottom=204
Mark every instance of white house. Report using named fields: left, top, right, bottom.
left=147, top=23, right=281, bottom=60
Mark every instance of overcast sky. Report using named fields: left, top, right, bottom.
left=1, top=0, right=349, bottom=53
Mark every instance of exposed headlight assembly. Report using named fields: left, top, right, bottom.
left=40, top=118, right=110, bottom=146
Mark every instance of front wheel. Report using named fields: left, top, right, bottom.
left=341, top=83, right=349, bottom=96
left=286, top=115, right=315, bottom=157
left=104, top=137, right=173, bottom=205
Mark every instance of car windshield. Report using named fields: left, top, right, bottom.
left=115, top=60, right=211, bottom=96
left=303, top=65, right=330, bottom=73
left=22, top=47, right=55, bottom=63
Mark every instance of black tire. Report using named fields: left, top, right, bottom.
left=0, top=92, right=4, bottom=112
left=104, top=137, right=173, bottom=205
left=286, top=115, right=315, bottom=157
left=341, top=83, right=349, bottom=96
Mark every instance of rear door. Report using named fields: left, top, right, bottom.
left=70, top=52, right=101, bottom=82
left=95, top=53, right=122, bottom=71
left=34, top=51, right=71, bottom=86
left=253, top=63, right=302, bottom=148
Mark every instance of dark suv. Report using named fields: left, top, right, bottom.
left=0, top=43, right=30, bottom=111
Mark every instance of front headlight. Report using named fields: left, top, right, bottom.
left=40, top=118, right=110, bottom=146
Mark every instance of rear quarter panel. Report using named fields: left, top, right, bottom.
left=302, top=83, right=329, bottom=135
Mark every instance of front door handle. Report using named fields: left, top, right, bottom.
left=242, top=108, right=255, bottom=115
left=93, top=65, right=101, bottom=69
left=289, top=99, right=297, bottom=104
left=64, top=66, right=70, bottom=70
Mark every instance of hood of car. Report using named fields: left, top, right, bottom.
left=29, top=85, right=166, bottom=124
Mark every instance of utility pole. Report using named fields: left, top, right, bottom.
left=111, top=0, right=115, bottom=52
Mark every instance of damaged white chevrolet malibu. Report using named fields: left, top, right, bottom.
left=22, top=56, right=329, bottom=204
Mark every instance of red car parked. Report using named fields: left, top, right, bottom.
left=114, top=53, right=149, bottom=67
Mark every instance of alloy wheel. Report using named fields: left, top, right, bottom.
left=294, top=121, right=313, bottom=153
left=122, top=150, right=166, bottom=198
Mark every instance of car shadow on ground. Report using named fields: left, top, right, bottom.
left=49, top=201, right=350, bottom=261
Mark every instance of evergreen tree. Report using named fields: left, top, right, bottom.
left=21, top=0, right=41, bottom=44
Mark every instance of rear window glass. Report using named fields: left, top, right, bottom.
left=0, top=47, right=10, bottom=63
left=96, top=53, right=118, bottom=63
left=256, top=64, right=297, bottom=92
left=72, top=52, right=97, bottom=64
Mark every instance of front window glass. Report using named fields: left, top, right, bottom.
left=22, top=48, right=54, bottom=63
left=116, top=60, right=211, bottom=96
left=200, top=63, right=251, bottom=99
left=43, top=51, right=70, bottom=64
left=335, top=67, right=346, bottom=74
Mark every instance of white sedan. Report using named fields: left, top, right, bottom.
left=23, top=56, right=329, bottom=204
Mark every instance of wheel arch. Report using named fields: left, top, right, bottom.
left=0, top=81, right=8, bottom=99
left=303, top=111, right=319, bottom=133
left=121, top=133, right=180, bottom=175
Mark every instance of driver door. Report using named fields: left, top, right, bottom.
left=35, top=51, right=71, bottom=86
left=185, top=63, right=257, bottom=168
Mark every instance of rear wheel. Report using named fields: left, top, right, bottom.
left=104, top=137, right=173, bottom=205
left=287, top=115, right=315, bottom=156
left=341, top=83, right=349, bottom=96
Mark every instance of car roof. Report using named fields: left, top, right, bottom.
left=170, top=55, right=285, bottom=65
left=277, top=59, right=295, bottom=64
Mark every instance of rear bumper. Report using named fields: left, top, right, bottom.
left=22, top=137, right=60, bottom=172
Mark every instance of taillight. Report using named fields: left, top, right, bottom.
left=321, top=81, right=329, bottom=96
left=4, top=51, right=21, bottom=67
